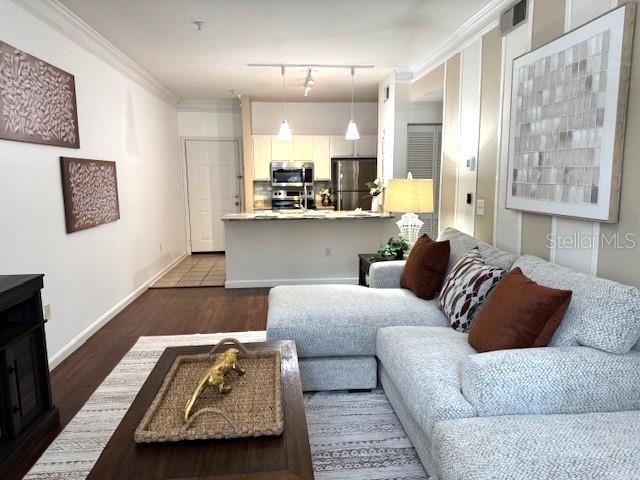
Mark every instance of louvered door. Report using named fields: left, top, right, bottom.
left=407, top=124, right=442, bottom=238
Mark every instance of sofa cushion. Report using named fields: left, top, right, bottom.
left=376, top=326, right=477, bottom=434
left=513, top=255, right=640, bottom=354
left=400, top=235, right=450, bottom=300
left=432, top=411, right=640, bottom=480
left=439, top=249, right=505, bottom=332
left=437, top=227, right=518, bottom=276
left=460, top=346, right=640, bottom=417
left=267, top=285, right=448, bottom=357
left=469, top=267, right=572, bottom=352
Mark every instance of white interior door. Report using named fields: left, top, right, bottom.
left=186, top=139, right=241, bottom=252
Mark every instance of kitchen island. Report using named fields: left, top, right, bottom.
left=222, top=211, right=397, bottom=288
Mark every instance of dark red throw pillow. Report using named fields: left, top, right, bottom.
left=400, top=235, right=450, bottom=300
left=468, top=267, right=572, bottom=352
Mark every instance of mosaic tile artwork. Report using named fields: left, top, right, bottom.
left=511, top=30, right=610, bottom=205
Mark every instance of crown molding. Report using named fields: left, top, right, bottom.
left=178, top=99, right=241, bottom=113
left=410, top=0, right=515, bottom=81
left=13, top=0, right=179, bottom=105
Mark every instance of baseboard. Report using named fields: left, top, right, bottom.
left=48, top=253, right=187, bottom=369
left=225, top=277, right=358, bottom=289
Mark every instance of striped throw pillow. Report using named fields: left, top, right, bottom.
left=438, top=248, right=505, bottom=332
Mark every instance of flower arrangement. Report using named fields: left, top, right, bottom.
left=370, top=237, right=409, bottom=261
left=365, top=177, right=384, bottom=197
left=319, top=188, right=332, bottom=206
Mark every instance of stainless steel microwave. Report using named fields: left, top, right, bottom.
left=270, top=162, right=314, bottom=187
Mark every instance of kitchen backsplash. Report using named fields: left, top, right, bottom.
left=253, top=180, right=334, bottom=210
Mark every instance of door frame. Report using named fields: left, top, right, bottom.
left=180, top=136, right=244, bottom=254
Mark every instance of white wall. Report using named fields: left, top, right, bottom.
left=494, top=18, right=530, bottom=254
left=377, top=72, right=444, bottom=179
left=378, top=72, right=396, bottom=178
left=454, top=38, right=482, bottom=235
left=178, top=109, right=242, bottom=139
left=0, top=0, right=186, bottom=366
left=393, top=82, right=444, bottom=178
left=251, top=102, right=378, bottom=136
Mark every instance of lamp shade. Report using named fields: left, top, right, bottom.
left=385, top=178, right=434, bottom=213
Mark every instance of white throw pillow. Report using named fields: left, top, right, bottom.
left=438, top=248, right=505, bottom=332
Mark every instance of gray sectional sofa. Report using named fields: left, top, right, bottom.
left=267, top=227, right=640, bottom=479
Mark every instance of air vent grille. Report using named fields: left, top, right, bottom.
left=501, top=0, right=528, bottom=35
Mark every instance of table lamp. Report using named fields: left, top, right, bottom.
left=384, top=174, right=434, bottom=246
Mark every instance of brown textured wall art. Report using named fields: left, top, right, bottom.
left=60, top=157, right=120, bottom=233
left=0, top=40, right=79, bottom=148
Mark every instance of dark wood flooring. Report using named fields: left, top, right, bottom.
left=10, top=286, right=269, bottom=480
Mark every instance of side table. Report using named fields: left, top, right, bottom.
left=358, top=254, right=403, bottom=286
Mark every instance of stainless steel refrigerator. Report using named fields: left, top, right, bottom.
left=331, top=158, right=377, bottom=211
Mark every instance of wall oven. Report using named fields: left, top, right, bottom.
left=271, top=189, right=315, bottom=211
left=271, top=162, right=314, bottom=187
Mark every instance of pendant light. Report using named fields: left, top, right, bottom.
left=345, top=67, right=360, bottom=140
left=278, top=66, right=292, bottom=140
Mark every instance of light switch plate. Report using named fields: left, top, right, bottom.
left=476, top=199, right=485, bottom=216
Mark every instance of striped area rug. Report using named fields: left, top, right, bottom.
left=25, top=331, right=427, bottom=480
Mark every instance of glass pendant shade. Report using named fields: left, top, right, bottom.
left=345, top=119, right=360, bottom=140
left=345, top=67, right=360, bottom=140
left=278, top=119, right=292, bottom=140
left=277, top=66, right=292, bottom=140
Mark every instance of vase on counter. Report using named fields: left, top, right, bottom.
left=321, top=196, right=331, bottom=207
left=371, top=194, right=383, bottom=213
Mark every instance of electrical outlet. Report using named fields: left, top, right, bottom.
left=43, top=304, right=51, bottom=320
left=325, top=248, right=331, bottom=257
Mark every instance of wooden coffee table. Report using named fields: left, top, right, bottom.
left=88, top=340, right=314, bottom=480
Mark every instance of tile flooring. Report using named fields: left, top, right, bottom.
left=151, top=254, right=225, bottom=288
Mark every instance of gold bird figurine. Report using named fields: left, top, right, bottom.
left=184, top=348, right=245, bottom=422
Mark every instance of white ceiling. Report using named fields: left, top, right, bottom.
left=59, top=0, right=492, bottom=102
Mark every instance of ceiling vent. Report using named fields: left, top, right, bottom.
left=500, top=0, right=528, bottom=35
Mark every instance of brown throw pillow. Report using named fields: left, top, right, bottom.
left=400, top=235, right=450, bottom=300
left=468, top=267, right=572, bottom=352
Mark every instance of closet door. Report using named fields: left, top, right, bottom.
left=407, top=124, right=442, bottom=238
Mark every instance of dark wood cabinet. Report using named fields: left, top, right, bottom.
left=0, top=275, right=59, bottom=477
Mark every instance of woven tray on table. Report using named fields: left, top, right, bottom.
left=134, top=338, right=283, bottom=443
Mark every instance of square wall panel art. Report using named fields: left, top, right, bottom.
left=506, top=4, right=635, bottom=222
left=0, top=41, right=79, bottom=148
left=60, top=157, right=120, bottom=233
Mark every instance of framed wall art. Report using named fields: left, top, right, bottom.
left=60, top=157, right=120, bottom=233
left=0, top=41, right=80, bottom=148
left=506, top=4, right=635, bottom=222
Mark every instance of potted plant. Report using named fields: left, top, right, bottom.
left=370, top=237, right=409, bottom=261
left=366, top=177, right=384, bottom=212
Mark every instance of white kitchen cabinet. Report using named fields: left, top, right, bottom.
left=271, top=137, right=294, bottom=161
left=293, top=136, right=313, bottom=161
left=253, top=135, right=271, bottom=180
left=356, top=136, right=377, bottom=157
left=330, top=136, right=355, bottom=157
left=312, top=136, right=331, bottom=180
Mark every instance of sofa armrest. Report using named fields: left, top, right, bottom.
left=461, top=346, right=640, bottom=416
left=368, top=260, right=406, bottom=288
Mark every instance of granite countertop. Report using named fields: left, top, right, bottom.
left=222, top=211, right=395, bottom=221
